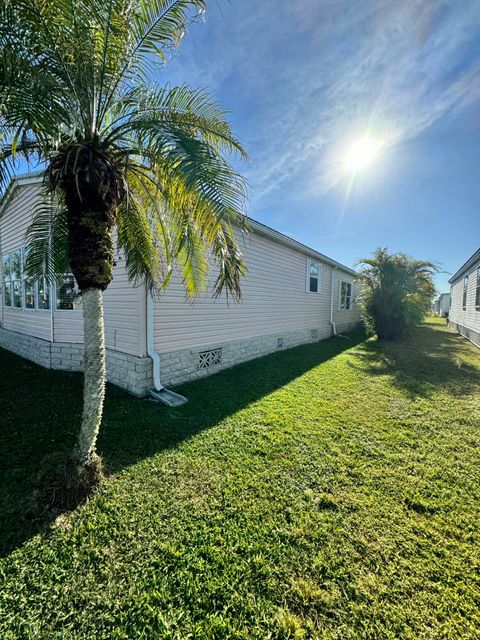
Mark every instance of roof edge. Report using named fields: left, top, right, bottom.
left=0, top=171, right=44, bottom=218
left=448, top=248, right=480, bottom=284
left=246, top=217, right=356, bottom=276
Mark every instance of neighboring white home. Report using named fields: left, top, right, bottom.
left=0, top=173, right=361, bottom=398
left=434, top=293, right=451, bottom=317
left=448, top=248, right=480, bottom=348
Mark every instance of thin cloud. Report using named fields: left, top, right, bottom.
left=169, top=0, right=480, bottom=202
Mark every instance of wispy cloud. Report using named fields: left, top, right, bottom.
left=169, top=0, right=480, bottom=202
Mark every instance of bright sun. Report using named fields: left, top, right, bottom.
left=345, top=136, right=381, bottom=172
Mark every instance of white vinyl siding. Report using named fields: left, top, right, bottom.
left=449, top=255, right=480, bottom=337
left=153, top=226, right=359, bottom=353
left=0, top=180, right=147, bottom=356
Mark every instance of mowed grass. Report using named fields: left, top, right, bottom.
left=1, top=318, right=480, bottom=639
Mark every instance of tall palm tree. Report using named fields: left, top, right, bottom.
left=0, top=0, right=248, bottom=479
left=357, top=248, right=437, bottom=340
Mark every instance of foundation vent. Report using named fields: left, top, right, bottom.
left=199, top=348, right=222, bottom=369
left=311, top=329, right=319, bottom=340
left=277, top=337, right=283, bottom=348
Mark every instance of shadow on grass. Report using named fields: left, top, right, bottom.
left=350, top=320, right=480, bottom=399
left=0, top=328, right=365, bottom=558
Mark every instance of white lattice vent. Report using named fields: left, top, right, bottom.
left=199, top=348, right=222, bottom=369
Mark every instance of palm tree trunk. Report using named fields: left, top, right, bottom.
left=74, top=287, right=106, bottom=465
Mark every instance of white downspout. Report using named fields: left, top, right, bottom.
left=330, top=266, right=337, bottom=336
left=146, top=291, right=163, bottom=392
left=146, top=290, right=187, bottom=406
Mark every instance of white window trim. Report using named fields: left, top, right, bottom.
left=338, top=280, right=353, bottom=311
left=2, top=246, right=54, bottom=312
left=306, top=259, right=321, bottom=293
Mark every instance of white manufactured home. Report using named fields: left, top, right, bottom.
left=0, top=173, right=361, bottom=397
left=448, top=249, right=480, bottom=348
left=434, top=293, right=451, bottom=317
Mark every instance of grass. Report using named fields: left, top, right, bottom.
left=1, top=317, right=479, bottom=639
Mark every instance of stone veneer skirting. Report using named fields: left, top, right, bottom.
left=158, top=321, right=360, bottom=388
left=448, top=321, right=480, bottom=349
left=0, top=326, right=153, bottom=397
left=0, top=320, right=360, bottom=396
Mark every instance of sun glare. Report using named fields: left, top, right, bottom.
left=345, top=136, right=381, bottom=172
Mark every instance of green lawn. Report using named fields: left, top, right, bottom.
left=1, top=318, right=479, bottom=639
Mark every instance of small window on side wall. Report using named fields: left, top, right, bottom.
left=462, top=275, right=468, bottom=310
left=339, top=281, right=352, bottom=310
left=307, top=260, right=320, bottom=293
left=476, top=267, right=480, bottom=311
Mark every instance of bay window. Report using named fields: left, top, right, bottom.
left=56, top=274, right=82, bottom=310
left=3, top=254, right=11, bottom=307
left=22, top=248, right=35, bottom=309
left=12, top=250, right=22, bottom=308
left=38, top=277, right=50, bottom=310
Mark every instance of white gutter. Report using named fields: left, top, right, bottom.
left=147, top=291, right=163, bottom=392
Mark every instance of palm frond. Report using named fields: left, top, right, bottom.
left=25, top=189, right=70, bottom=282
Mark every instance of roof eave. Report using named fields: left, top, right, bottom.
left=0, top=171, right=44, bottom=219
left=247, top=217, right=357, bottom=276
left=448, top=248, right=480, bottom=284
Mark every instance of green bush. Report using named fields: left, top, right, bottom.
left=357, top=248, right=438, bottom=340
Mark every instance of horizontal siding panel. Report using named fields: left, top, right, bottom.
left=449, top=257, right=480, bottom=333
left=154, top=226, right=359, bottom=352
left=3, top=308, right=51, bottom=340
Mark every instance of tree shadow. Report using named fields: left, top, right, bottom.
left=350, top=321, right=480, bottom=399
left=0, top=328, right=365, bottom=558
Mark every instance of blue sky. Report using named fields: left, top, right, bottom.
left=165, top=0, right=480, bottom=292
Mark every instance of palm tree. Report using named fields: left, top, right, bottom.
left=0, top=0, right=247, bottom=482
left=357, top=248, right=438, bottom=340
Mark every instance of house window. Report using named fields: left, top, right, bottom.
left=307, top=260, right=320, bottom=292
left=11, top=249, right=22, bottom=308
left=463, top=275, right=468, bottom=310
left=2, top=254, right=12, bottom=307
left=22, top=248, right=35, bottom=309
left=339, top=281, right=352, bottom=310
left=476, top=267, right=480, bottom=311
left=38, top=277, right=50, bottom=310
left=56, top=274, right=82, bottom=310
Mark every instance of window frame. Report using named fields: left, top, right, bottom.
left=22, top=247, right=36, bottom=311
left=2, top=247, right=55, bottom=312
left=475, top=267, right=480, bottom=311
left=11, top=249, right=23, bottom=309
left=2, top=253, right=12, bottom=308
left=306, top=259, right=321, bottom=293
left=55, top=273, right=83, bottom=312
left=339, top=280, right=353, bottom=311
left=37, top=276, right=51, bottom=311
left=462, top=275, right=468, bottom=310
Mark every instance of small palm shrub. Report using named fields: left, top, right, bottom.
left=357, top=248, right=438, bottom=340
